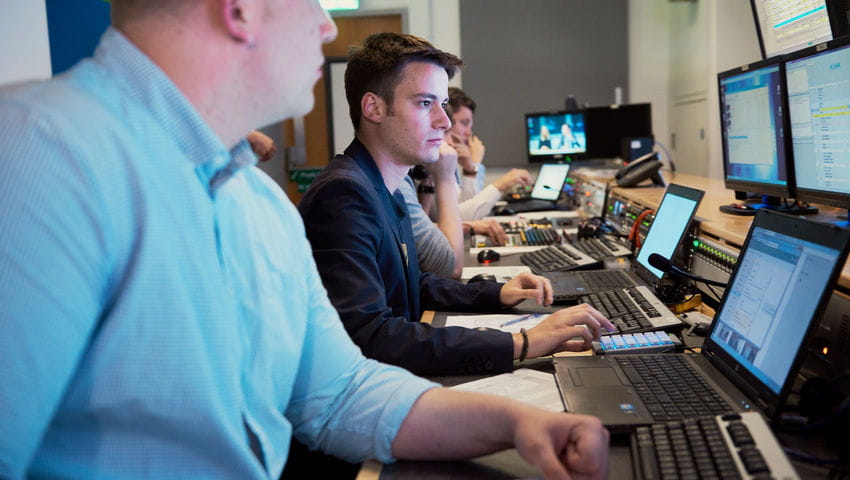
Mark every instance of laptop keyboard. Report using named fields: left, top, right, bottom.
left=617, top=355, right=731, bottom=421
left=580, top=287, right=663, bottom=334
left=632, top=413, right=795, bottom=480
left=520, top=244, right=599, bottom=273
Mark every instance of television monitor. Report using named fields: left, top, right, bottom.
left=525, top=111, right=586, bottom=162
left=717, top=57, right=815, bottom=216
left=786, top=35, right=850, bottom=225
left=584, top=103, right=652, bottom=159
left=750, top=0, right=833, bottom=59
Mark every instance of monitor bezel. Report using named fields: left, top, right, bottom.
left=717, top=56, right=796, bottom=200
left=749, top=0, right=834, bottom=59
left=784, top=34, right=850, bottom=210
left=524, top=110, right=587, bottom=163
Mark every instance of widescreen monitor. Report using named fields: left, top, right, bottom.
left=750, top=0, right=833, bottom=58
left=584, top=103, right=652, bottom=159
left=786, top=36, right=850, bottom=223
left=525, top=111, right=586, bottom=162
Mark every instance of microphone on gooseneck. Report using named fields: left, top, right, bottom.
left=648, top=253, right=728, bottom=288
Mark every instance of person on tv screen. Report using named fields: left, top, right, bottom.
left=538, top=125, right=552, bottom=150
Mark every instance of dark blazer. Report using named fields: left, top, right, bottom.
left=298, top=139, right=513, bottom=375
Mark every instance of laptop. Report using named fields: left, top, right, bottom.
left=504, top=163, right=571, bottom=213
left=554, top=210, right=850, bottom=432
left=547, top=183, right=705, bottom=301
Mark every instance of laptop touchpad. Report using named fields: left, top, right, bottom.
left=574, top=367, right=622, bottom=386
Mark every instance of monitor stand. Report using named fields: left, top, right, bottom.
left=718, top=195, right=819, bottom=216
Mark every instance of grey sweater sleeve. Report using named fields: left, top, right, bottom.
left=399, top=176, right=456, bottom=278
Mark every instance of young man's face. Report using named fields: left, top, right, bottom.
left=450, top=105, right=474, bottom=144
left=380, top=61, right=452, bottom=166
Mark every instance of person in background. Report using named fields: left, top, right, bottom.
left=298, top=32, right=614, bottom=377
left=0, top=1, right=609, bottom=479
left=442, top=87, right=532, bottom=220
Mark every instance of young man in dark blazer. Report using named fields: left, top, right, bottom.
left=298, top=33, right=613, bottom=376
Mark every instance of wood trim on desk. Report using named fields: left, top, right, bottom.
left=355, top=460, right=382, bottom=480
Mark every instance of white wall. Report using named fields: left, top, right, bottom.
left=629, top=0, right=760, bottom=180
left=629, top=0, right=671, bottom=167
left=0, top=1, right=50, bottom=87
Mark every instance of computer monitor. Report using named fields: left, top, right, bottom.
left=525, top=111, right=586, bottom=162
left=584, top=103, right=652, bottom=159
left=717, top=57, right=815, bottom=216
left=786, top=35, right=850, bottom=225
left=750, top=0, right=833, bottom=58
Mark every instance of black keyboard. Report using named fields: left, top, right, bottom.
left=579, top=270, right=635, bottom=291
left=632, top=413, right=798, bottom=480
left=615, top=355, right=731, bottom=421
left=569, top=237, right=631, bottom=260
left=580, top=287, right=663, bottom=334
left=520, top=244, right=598, bottom=273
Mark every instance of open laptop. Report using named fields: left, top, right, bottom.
left=504, top=163, right=571, bottom=213
left=547, top=183, right=704, bottom=301
left=554, top=210, right=850, bottom=432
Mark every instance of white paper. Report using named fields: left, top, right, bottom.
left=461, top=265, right=531, bottom=282
left=445, top=313, right=547, bottom=334
left=450, top=368, right=564, bottom=412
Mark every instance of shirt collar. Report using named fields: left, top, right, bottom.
left=93, top=28, right=257, bottom=189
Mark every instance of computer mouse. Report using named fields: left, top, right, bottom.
left=467, top=273, right=498, bottom=284
left=477, top=249, right=501, bottom=264
left=493, top=205, right=516, bottom=216
left=690, top=322, right=711, bottom=336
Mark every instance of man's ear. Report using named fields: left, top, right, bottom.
left=360, top=92, right=385, bottom=125
left=221, top=0, right=258, bottom=47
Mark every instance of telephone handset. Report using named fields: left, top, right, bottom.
left=615, top=151, right=666, bottom=187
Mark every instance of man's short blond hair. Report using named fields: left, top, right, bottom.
left=110, top=0, right=201, bottom=26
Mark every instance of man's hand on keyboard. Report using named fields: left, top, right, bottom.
left=523, top=304, right=615, bottom=357
left=499, top=271, right=554, bottom=307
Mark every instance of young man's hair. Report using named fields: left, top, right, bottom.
left=448, top=87, right=476, bottom=114
left=345, top=32, right=463, bottom=130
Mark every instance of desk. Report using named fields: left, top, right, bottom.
left=357, top=171, right=846, bottom=479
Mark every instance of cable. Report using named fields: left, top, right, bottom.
left=783, top=447, right=847, bottom=465
left=629, top=209, right=654, bottom=252
left=654, top=140, right=676, bottom=173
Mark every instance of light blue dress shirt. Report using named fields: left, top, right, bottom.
left=0, top=28, right=436, bottom=479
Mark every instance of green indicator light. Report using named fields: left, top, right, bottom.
left=693, top=240, right=700, bottom=248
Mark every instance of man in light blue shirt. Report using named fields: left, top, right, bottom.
left=0, top=1, right=609, bottom=479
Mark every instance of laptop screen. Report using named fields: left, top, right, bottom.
left=634, top=184, right=705, bottom=285
left=530, top=164, right=570, bottom=201
left=709, top=224, right=843, bottom=394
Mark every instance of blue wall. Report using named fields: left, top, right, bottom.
left=47, top=0, right=111, bottom=75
